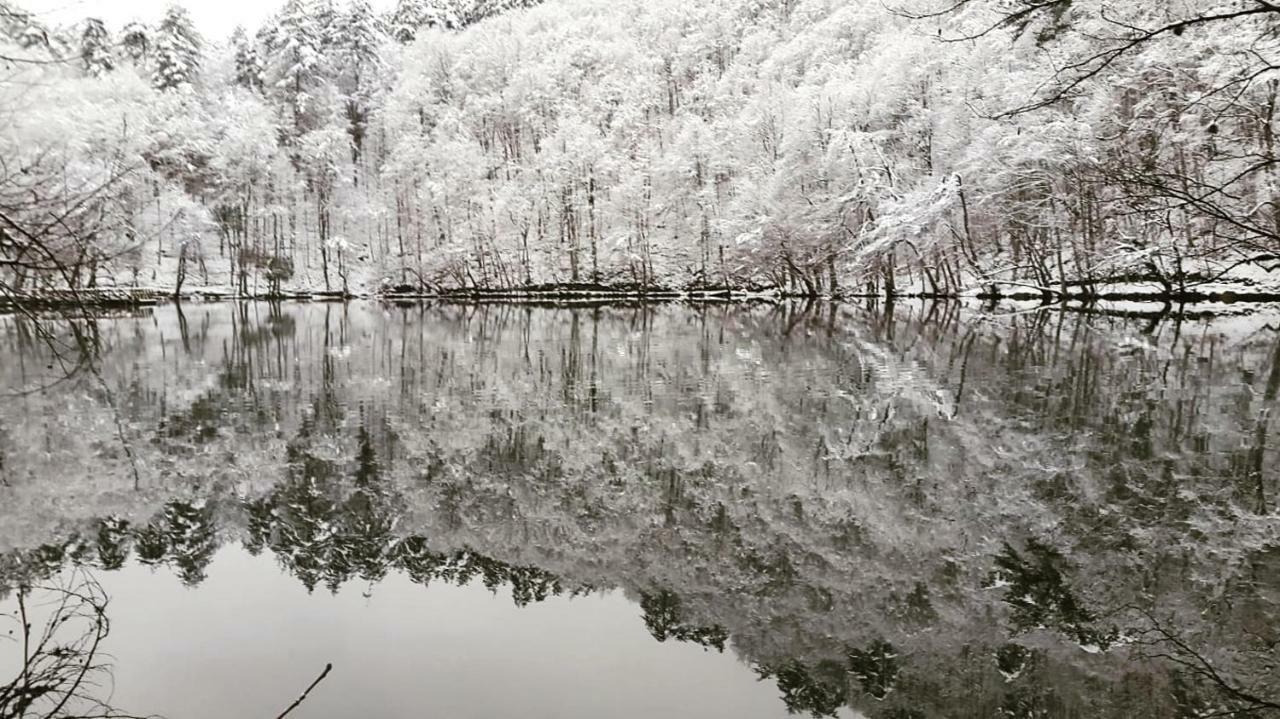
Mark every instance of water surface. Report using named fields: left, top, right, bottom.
left=1, top=301, right=1278, bottom=718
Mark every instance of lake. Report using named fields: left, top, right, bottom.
left=1, top=300, right=1278, bottom=719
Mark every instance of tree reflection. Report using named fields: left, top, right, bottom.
left=755, top=659, right=847, bottom=718
left=989, top=539, right=1115, bottom=649
left=847, top=639, right=899, bottom=700
left=93, top=517, right=131, bottom=572
left=639, top=590, right=728, bottom=652
left=134, top=501, right=218, bottom=587
left=3, top=302, right=1280, bottom=717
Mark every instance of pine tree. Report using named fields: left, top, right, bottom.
left=313, top=0, right=340, bottom=52
left=338, top=0, right=384, bottom=166
left=152, top=4, right=202, bottom=91
left=467, top=0, right=543, bottom=26
left=337, top=0, right=381, bottom=165
left=253, top=23, right=275, bottom=72
left=421, top=0, right=466, bottom=31
left=231, top=25, right=263, bottom=92
left=392, top=0, right=472, bottom=42
left=343, top=0, right=384, bottom=64
left=389, top=0, right=426, bottom=43
left=263, top=0, right=327, bottom=141
left=121, top=21, right=149, bottom=64
left=80, top=18, right=114, bottom=77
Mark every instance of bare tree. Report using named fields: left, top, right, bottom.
left=896, top=0, right=1280, bottom=291
left=0, top=569, right=155, bottom=719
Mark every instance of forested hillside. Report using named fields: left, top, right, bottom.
left=2, top=0, right=1278, bottom=297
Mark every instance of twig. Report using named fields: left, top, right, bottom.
left=275, top=663, right=333, bottom=719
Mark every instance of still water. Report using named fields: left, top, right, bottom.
left=0, top=301, right=1278, bottom=719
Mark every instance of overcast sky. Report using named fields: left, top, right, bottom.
left=19, top=0, right=395, bottom=40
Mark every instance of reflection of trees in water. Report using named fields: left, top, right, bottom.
left=134, top=501, right=218, bottom=586
left=0, top=313, right=112, bottom=397
left=0, top=424, right=576, bottom=611
left=249, top=424, right=578, bottom=603
left=1, top=462, right=1275, bottom=718
left=958, top=308, right=1280, bottom=518
left=749, top=640, right=900, bottom=718
left=988, top=540, right=1115, bottom=649
left=3, top=302, right=1280, bottom=717
left=0, top=503, right=220, bottom=590
left=757, top=659, right=849, bottom=718
left=639, top=590, right=729, bottom=651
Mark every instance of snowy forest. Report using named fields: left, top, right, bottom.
left=2, top=0, right=1280, bottom=298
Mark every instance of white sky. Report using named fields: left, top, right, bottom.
left=19, top=0, right=395, bottom=41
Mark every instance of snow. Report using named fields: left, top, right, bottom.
left=5, top=0, right=1280, bottom=300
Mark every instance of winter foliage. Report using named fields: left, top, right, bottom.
left=152, top=5, right=203, bottom=91
left=2, top=0, right=1279, bottom=296
left=79, top=18, right=113, bottom=77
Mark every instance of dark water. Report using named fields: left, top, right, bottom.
left=1, top=301, right=1278, bottom=719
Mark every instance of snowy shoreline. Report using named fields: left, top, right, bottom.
left=5, top=282, right=1280, bottom=312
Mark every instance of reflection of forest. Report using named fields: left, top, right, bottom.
left=1, top=301, right=1279, bottom=718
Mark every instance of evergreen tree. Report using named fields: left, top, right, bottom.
left=467, top=0, right=542, bottom=26
left=341, top=0, right=384, bottom=69
left=253, top=23, right=275, bottom=77
left=231, top=25, right=263, bottom=92
left=80, top=17, right=114, bottom=76
left=121, top=21, right=149, bottom=64
left=389, top=0, right=464, bottom=43
left=422, top=0, right=466, bottom=31
left=263, top=0, right=328, bottom=142
left=313, top=0, right=340, bottom=52
left=337, top=0, right=384, bottom=166
left=389, top=0, right=426, bottom=43
left=152, top=4, right=202, bottom=91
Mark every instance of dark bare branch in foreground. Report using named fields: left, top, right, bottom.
left=274, top=663, right=333, bottom=719
left=0, top=569, right=156, bottom=719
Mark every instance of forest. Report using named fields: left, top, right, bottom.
left=2, top=0, right=1280, bottom=298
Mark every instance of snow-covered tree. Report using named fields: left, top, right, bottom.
left=0, top=0, right=53, bottom=52
left=8, top=0, right=1279, bottom=297
left=79, top=18, right=114, bottom=77
left=422, top=0, right=467, bottom=30
left=262, top=0, right=329, bottom=139
left=467, top=0, right=543, bottom=26
left=390, top=0, right=465, bottom=42
left=121, top=20, right=150, bottom=64
left=312, top=0, right=340, bottom=51
left=231, top=25, right=264, bottom=92
left=336, top=0, right=384, bottom=165
left=152, top=4, right=202, bottom=91
left=389, top=0, right=427, bottom=43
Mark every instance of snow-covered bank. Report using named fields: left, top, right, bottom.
left=7, top=279, right=1280, bottom=312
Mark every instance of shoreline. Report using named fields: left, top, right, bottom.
left=3, top=282, right=1280, bottom=311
